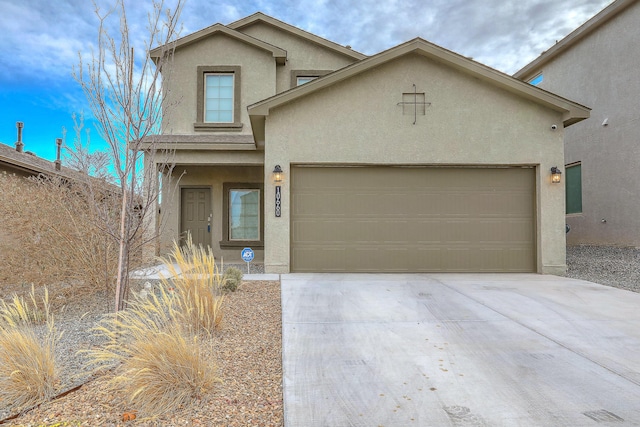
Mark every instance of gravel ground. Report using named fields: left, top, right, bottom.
left=1, top=247, right=638, bottom=425
left=1, top=280, right=283, bottom=426
left=566, top=245, right=640, bottom=293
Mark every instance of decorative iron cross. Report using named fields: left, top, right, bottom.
left=397, top=84, right=431, bottom=125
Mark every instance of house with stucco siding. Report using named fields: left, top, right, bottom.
left=143, top=12, right=589, bottom=275
left=515, top=0, right=639, bottom=247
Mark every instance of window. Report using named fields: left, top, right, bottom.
left=195, top=66, right=242, bottom=131
left=205, top=74, right=233, bottom=122
left=221, top=183, right=264, bottom=247
left=565, top=163, right=582, bottom=214
left=296, top=76, right=318, bottom=86
left=290, top=69, right=332, bottom=88
left=229, top=189, right=260, bottom=240
left=529, top=73, right=543, bottom=86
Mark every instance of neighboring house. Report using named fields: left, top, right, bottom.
left=514, top=0, right=638, bottom=246
left=0, top=125, right=69, bottom=178
left=0, top=125, right=81, bottom=262
left=144, top=12, right=589, bottom=274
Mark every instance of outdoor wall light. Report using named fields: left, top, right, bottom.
left=273, top=165, right=283, bottom=183
left=551, top=166, right=562, bottom=184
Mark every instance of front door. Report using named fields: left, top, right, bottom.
left=181, top=187, right=211, bottom=247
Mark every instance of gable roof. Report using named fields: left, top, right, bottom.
left=228, top=12, right=367, bottom=61
left=514, top=0, right=634, bottom=80
left=248, top=38, right=591, bottom=144
left=149, top=23, right=287, bottom=65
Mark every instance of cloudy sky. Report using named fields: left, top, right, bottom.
left=0, top=0, right=613, bottom=161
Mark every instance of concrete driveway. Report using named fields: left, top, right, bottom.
left=281, top=274, right=640, bottom=426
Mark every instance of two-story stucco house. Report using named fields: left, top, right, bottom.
left=144, top=12, right=589, bottom=275
left=515, top=0, right=639, bottom=247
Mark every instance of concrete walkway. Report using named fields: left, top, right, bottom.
left=129, top=263, right=278, bottom=282
left=281, top=273, right=640, bottom=426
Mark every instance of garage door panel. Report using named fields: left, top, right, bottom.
left=291, top=167, right=536, bottom=272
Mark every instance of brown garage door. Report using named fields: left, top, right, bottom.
left=291, top=166, right=536, bottom=272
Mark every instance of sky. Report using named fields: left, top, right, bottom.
left=0, top=0, right=614, bottom=162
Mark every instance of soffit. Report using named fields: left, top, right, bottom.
left=150, top=23, right=287, bottom=65
left=228, top=12, right=366, bottom=61
left=514, top=0, right=634, bottom=80
left=139, top=134, right=259, bottom=151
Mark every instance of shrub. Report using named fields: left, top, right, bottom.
left=0, top=287, right=59, bottom=411
left=0, top=285, right=50, bottom=326
left=222, top=266, right=243, bottom=293
left=84, top=235, right=223, bottom=416
left=159, top=234, right=225, bottom=334
left=87, top=287, right=220, bottom=416
left=0, top=172, right=123, bottom=300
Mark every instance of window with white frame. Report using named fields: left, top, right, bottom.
left=205, top=73, right=234, bottom=122
left=229, top=188, right=260, bottom=240
left=529, top=73, right=544, bottom=86
left=296, top=76, right=318, bottom=86
left=195, top=66, right=242, bottom=130
left=290, top=69, right=332, bottom=88
left=221, top=183, right=264, bottom=247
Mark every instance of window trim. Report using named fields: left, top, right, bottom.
left=290, top=69, right=333, bottom=88
left=220, top=182, right=264, bottom=249
left=565, top=162, right=582, bottom=215
left=195, top=66, right=243, bottom=131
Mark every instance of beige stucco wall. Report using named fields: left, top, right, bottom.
left=236, top=22, right=359, bottom=92
left=262, top=53, right=567, bottom=274
left=162, top=34, right=277, bottom=135
left=523, top=2, right=640, bottom=246
left=158, top=165, right=264, bottom=263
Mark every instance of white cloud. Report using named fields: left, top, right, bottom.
left=0, top=0, right=615, bottom=85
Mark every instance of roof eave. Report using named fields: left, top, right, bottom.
left=150, top=23, right=287, bottom=64
left=228, top=12, right=366, bottom=61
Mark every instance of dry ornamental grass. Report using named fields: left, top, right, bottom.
left=2, top=280, right=283, bottom=426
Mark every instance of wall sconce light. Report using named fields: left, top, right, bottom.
left=551, top=166, right=562, bottom=184
left=273, top=165, right=283, bottom=183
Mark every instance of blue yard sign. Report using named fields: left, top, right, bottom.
left=241, top=247, right=254, bottom=273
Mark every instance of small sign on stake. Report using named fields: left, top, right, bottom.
left=241, top=247, right=254, bottom=274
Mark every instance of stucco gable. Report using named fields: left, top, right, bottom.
left=248, top=38, right=590, bottom=143
left=228, top=12, right=366, bottom=61
left=149, top=23, right=287, bottom=65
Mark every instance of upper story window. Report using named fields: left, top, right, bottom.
left=205, top=73, right=234, bottom=122
left=296, top=76, right=318, bottom=86
left=290, top=69, right=333, bottom=88
left=195, top=66, right=242, bottom=131
left=529, top=73, right=544, bottom=86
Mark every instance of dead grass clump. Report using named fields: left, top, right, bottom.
left=159, top=234, right=225, bottom=334
left=0, top=287, right=59, bottom=411
left=84, top=237, right=224, bottom=416
left=87, top=287, right=220, bottom=416
left=0, top=285, right=51, bottom=326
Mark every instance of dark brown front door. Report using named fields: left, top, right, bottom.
left=181, top=188, right=211, bottom=247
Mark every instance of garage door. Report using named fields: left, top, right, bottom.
left=291, top=166, right=536, bottom=272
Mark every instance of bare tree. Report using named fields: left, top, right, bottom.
left=74, top=0, right=184, bottom=311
